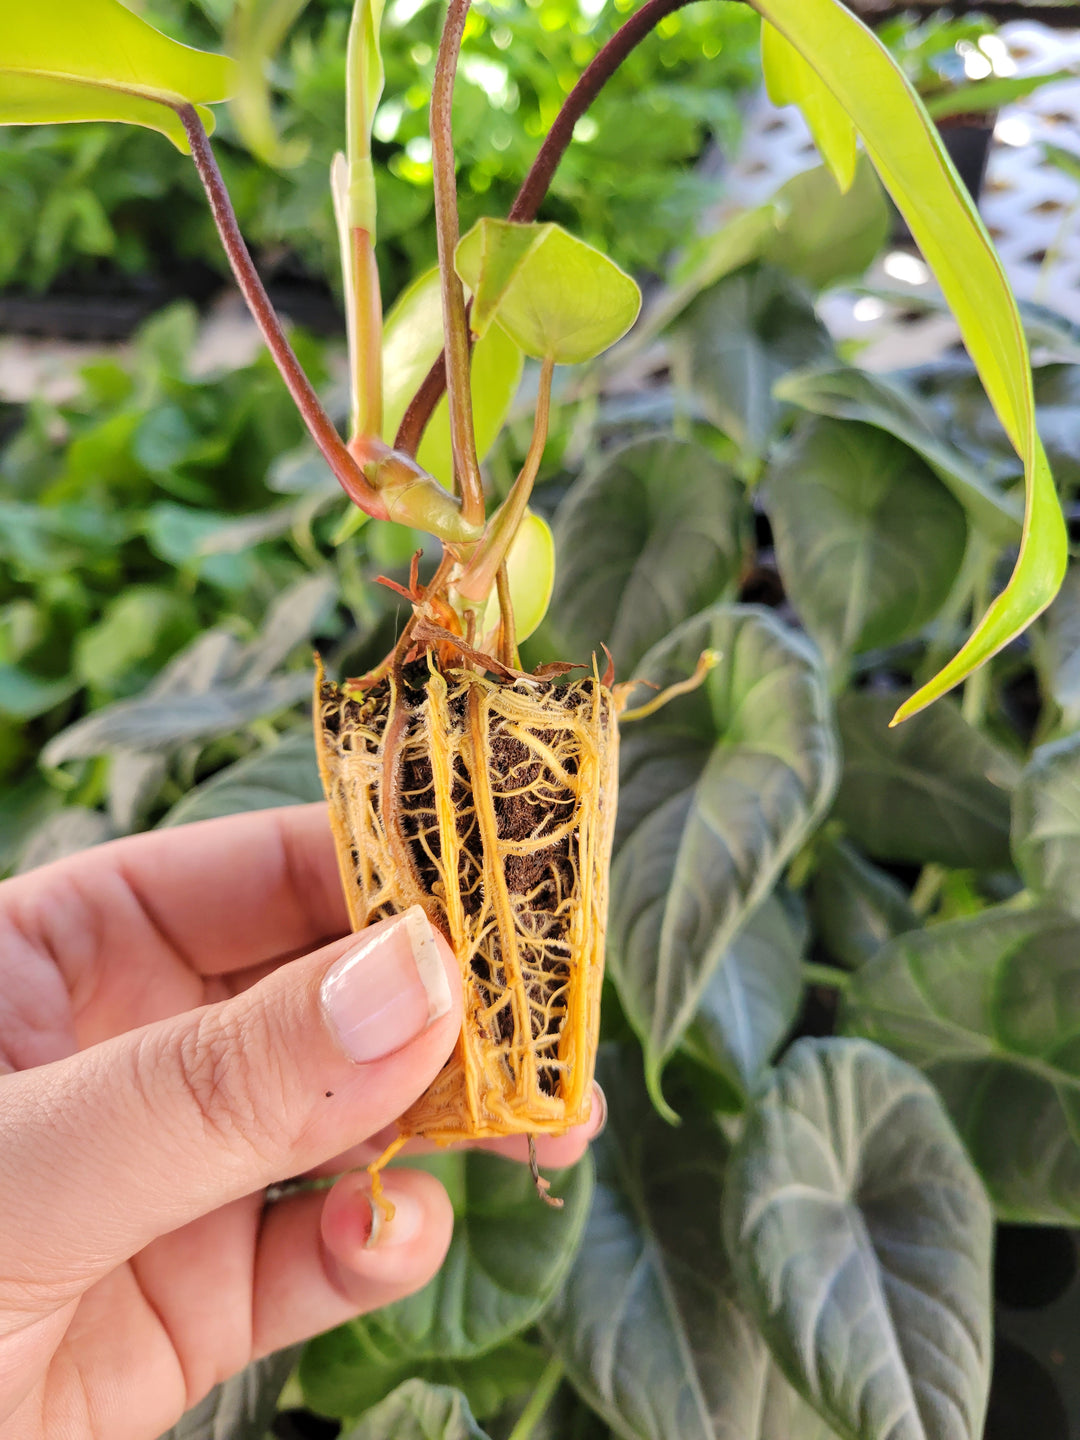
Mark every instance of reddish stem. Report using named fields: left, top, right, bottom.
left=177, top=103, right=386, bottom=516
left=394, top=0, right=700, bottom=455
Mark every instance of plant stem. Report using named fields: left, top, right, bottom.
left=350, top=225, right=383, bottom=439
left=506, top=1354, right=565, bottom=1440
left=455, top=355, right=555, bottom=603
left=802, top=961, right=852, bottom=992
left=430, top=0, right=486, bottom=529
left=396, top=0, right=698, bottom=455
left=176, top=103, right=385, bottom=518
left=910, top=863, right=946, bottom=917
left=496, top=561, right=520, bottom=669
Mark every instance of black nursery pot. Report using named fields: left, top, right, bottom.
left=889, top=110, right=995, bottom=245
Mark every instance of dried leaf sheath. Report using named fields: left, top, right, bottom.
left=315, top=655, right=618, bottom=1143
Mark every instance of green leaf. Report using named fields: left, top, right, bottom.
left=341, top=1381, right=490, bottom=1440
left=764, top=157, right=888, bottom=290
left=161, top=731, right=321, bottom=826
left=455, top=219, right=641, bottom=365
left=0, top=663, right=78, bottom=721
left=1012, top=734, right=1080, bottom=915
left=301, top=1331, right=546, bottom=1423
left=158, top=1347, right=301, bottom=1440
left=473, top=510, right=554, bottom=647
left=724, top=1037, right=993, bottom=1440
left=834, top=691, right=1015, bottom=870
left=841, top=906, right=1080, bottom=1223
left=766, top=418, right=968, bottom=671
left=549, top=437, right=746, bottom=673
left=1035, top=562, right=1080, bottom=732
left=668, top=266, right=831, bottom=467
left=327, top=1152, right=591, bottom=1362
left=810, top=835, right=917, bottom=970
left=227, top=0, right=310, bottom=168
left=74, top=585, right=197, bottom=690
left=925, top=70, right=1076, bottom=122
left=774, top=363, right=1022, bottom=541
left=611, top=604, right=839, bottom=1113
left=682, top=890, right=807, bottom=1100
left=761, top=22, right=856, bottom=192
left=542, top=1046, right=842, bottom=1440
left=0, top=0, right=234, bottom=151
left=748, top=0, right=1066, bottom=721
left=380, top=267, right=523, bottom=488
left=16, top=806, right=115, bottom=873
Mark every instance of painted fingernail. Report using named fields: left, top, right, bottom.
left=365, top=1187, right=424, bottom=1250
left=590, top=1083, right=609, bottom=1137
left=321, top=907, right=452, bottom=1063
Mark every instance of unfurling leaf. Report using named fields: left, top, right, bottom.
left=0, top=0, right=234, bottom=151
left=455, top=219, right=641, bottom=364
left=761, top=21, right=855, bottom=192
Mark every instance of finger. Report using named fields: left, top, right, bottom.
left=303, top=1081, right=608, bottom=1177
left=0, top=909, right=459, bottom=1318
left=252, top=1168, right=454, bottom=1357
left=3, top=806, right=350, bottom=1044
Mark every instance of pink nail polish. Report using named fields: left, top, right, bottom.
left=321, top=907, right=452, bottom=1063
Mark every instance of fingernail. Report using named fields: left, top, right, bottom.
left=321, top=907, right=452, bottom=1063
left=590, top=1083, right=608, bottom=1137
left=365, top=1187, right=424, bottom=1250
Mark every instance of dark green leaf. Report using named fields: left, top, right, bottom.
left=549, top=437, right=746, bottom=673
left=682, top=890, right=807, bottom=1099
left=161, top=731, right=322, bottom=825
left=157, top=1346, right=300, bottom=1440
left=810, top=835, right=917, bottom=969
left=767, top=419, right=967, bottom=670
left=341, top=1380, right=491, bottom=1440
left=1036, top=562, right=1080, bottom=731
left=543, top=1046, right=841, bottom=1440
left=1012, top=734, right=1080, bottom=914
left=765, top=157, right=889, bottom=290
left=611, top=604, right=839, bottom=1112
left=328, top=1152, right=591, bottom=1362
left=774, top=363, right=1021, bottom=541
left=300, top=1330, right=545, bottom=1423
left=841, top=907, right=1080, bottom=1223
left=834, top=692, right=1015, bottom=869
left=0, top=775, right=65, bottom=876
left=668, top=266, right=831, bottom=465
left=724, top=1037, right=993, bottom=1440
left=15, top=805, right=114, bottom=873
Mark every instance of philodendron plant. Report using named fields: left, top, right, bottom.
left=4, top=1, right=1073, bottom=1437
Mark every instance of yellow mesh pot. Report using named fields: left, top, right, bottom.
left=315, top=654, right=619, bottom=1155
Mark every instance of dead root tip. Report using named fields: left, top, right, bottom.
left=528, top=1134, right=565, bottom=1209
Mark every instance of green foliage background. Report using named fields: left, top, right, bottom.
left=7, top=3, right=1080, bottom=1439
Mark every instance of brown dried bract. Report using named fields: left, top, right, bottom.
left=315, top=653, right=619, bottom=1155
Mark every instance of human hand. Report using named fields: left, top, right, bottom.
left=0, top=804, right=601, bottom=1440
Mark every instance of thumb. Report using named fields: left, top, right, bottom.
left=0, top=907, right=459, bottom=1309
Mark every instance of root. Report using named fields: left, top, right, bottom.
left=528, top=1133, right=564, bottom=1209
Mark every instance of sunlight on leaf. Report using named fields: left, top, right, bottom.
left=0, top=0, right=234, bottom=151
left=473, top=510, right=555, bottom=646
left=227, top=0, right=310, bottom=167
left=761, top=21, right=855, bottom=193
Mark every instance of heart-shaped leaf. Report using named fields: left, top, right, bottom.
left=834, top=691, right=1016, bottom=870
left=542, top=1047, right=842, bottom=1440
left=455, top=219, right=641, bottom=365
left=1, top=0, right=233, bottom=151
left=764, top=158, right=888, bottom=290
left=809, top=835, right=917, bottom=970
left=611, top=604, right=839, bottom=1113
left=682, top=889, right=807, bottom=1101
left=842, top=905, right=1080, bottom=1222
left=380, top=267, right=523, bottom=488
left=774, top=363, right=1022, bottom=541
left=340, top=1380, right=490, bottom=1440
left=549, top=437, right=747, bottom=673
left=766, top=418, right=967, bottom=671
left=1012, top=734, right=1080, bottom=915
left=307, top=1152, right=591, bottom=1365
left=761, top=21, right=855, bottom=192
left=724, top=1037, right=993, bottom=1440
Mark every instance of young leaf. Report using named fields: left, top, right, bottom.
left=340, top=1380, right=491, bottom=1440
left=841, top=907, right=1080, bottom=1224
left=1012, top=734, right=1080, bottom=915
left=611, top=605, right=839, bottom=1114
left=724, top=1037, right=993, bottom=1440
left=472, top=510, right=555, bottom=646
left=542, top=1047, right=842, bottom=1440
left=774, top=363, right=1022, bottom=541
left=766, top=418, right=968, bottom=672
left=0, top=0, right=234, bottom=152
left=455, top=219, right=641, bottom=365
left=834, top=692, right=1015, bottom=870
left=549, top=437, right=747, bottom=673
left=749, top=0, right=1067, bottom=723
left=761, top=22, right=855, bottom=193
left=227, top=0, right=310, bottom=167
